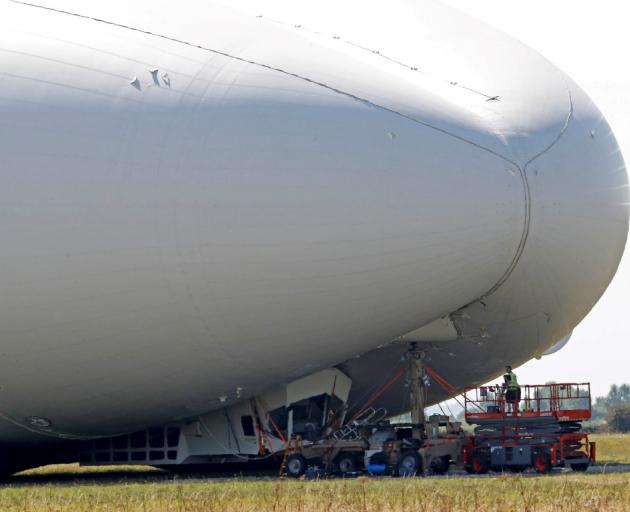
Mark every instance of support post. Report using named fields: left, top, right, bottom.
left=407, top=344, right=427, bottom=439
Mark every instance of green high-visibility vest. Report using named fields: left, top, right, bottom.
left=505, top=371, right=520, bottom=390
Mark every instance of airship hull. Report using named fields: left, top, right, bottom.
left=0, top=0, right=627, bottom=465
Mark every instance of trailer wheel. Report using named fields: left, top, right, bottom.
left=470, top=452, right=489, bottom=475
left=397, top=450, right=422, bottom=477
left=286, top=454, right=307, bottom=478
left=336, top=453, right=357, bottom=475
left=570, top=463, right=590, bottom=472
left=533, top=452, right=551, bottom=474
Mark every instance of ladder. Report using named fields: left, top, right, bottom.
left=279, top=435, right=303, bottom=476
left=332, top=407, right=387, bottom=440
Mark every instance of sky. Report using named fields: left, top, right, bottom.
left=440, top=0, right=630, bottom=398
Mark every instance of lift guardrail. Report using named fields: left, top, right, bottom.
left=464, top=382, right=592, bottom=423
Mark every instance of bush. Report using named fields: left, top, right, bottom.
left=607, top=405, right=630, bottom=432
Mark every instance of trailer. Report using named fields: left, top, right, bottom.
left=463, top=383, right=596, bottom=474
left=282, top=415, right=468, bottom=478
left=281, top=346, right=468, bottom=477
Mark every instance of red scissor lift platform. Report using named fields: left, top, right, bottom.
left=463, top=383, right=596, bottom=474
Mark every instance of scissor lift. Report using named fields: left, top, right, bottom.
left=463, top=383, right=596, bottom=473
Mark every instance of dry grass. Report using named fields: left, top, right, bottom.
left=2, top=473, right=630, bottom=512
left=591, top=434, right=630, bottom=464
left=19, top=463, right=162, bottom=477
left=1, top=434, right=627, bottom=511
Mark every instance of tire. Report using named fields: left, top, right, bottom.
left=336, top=453, right=357, bottom=475
left=397, top=450, right=422, bottom=477
left=533, top=452, right=551, bottom=474
left=470, top=452, right=490, bottom=475
left=402, top=438, right=422, bottom=450
left=285, top=454, right=307, bottom=478
left=430, top=455, right=450, bottom=475
left=570, top=463, right=590, bottom=472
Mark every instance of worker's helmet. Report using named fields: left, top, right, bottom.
left=505, top=365, right=512, bottom=371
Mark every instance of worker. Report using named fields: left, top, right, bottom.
left=503, top=365, right=521, bottom=414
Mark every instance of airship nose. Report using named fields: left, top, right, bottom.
left=342, top=70, right=628, bottom=403
left=512, top=79, right=628, bottom=339
left=450, top=73, right=629, bottom=361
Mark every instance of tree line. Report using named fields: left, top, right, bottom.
left=592, top=384, right=630, bottom=432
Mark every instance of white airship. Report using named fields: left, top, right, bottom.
left=0, top=0, right=627, bottom=473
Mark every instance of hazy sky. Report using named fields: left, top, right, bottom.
left=441, top=0, right=630, bottom=397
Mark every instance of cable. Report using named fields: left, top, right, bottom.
left=267, top=414, right=287, bottom=446
left=346, top=363, right=405, bottom=416
left=351, top=366, right=406, bottom=421
left=424, top=363, right=486, bottom=413
left=445, top=400, right=456, bottom=419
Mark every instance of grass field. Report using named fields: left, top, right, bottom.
left=591, top=433, right=630, bottom=464
left=0, top=433, right=627, bottom=511
left=2, top=473, right=630, bottom=512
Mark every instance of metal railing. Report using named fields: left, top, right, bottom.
left=464, top=383, right=592, bottom=421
